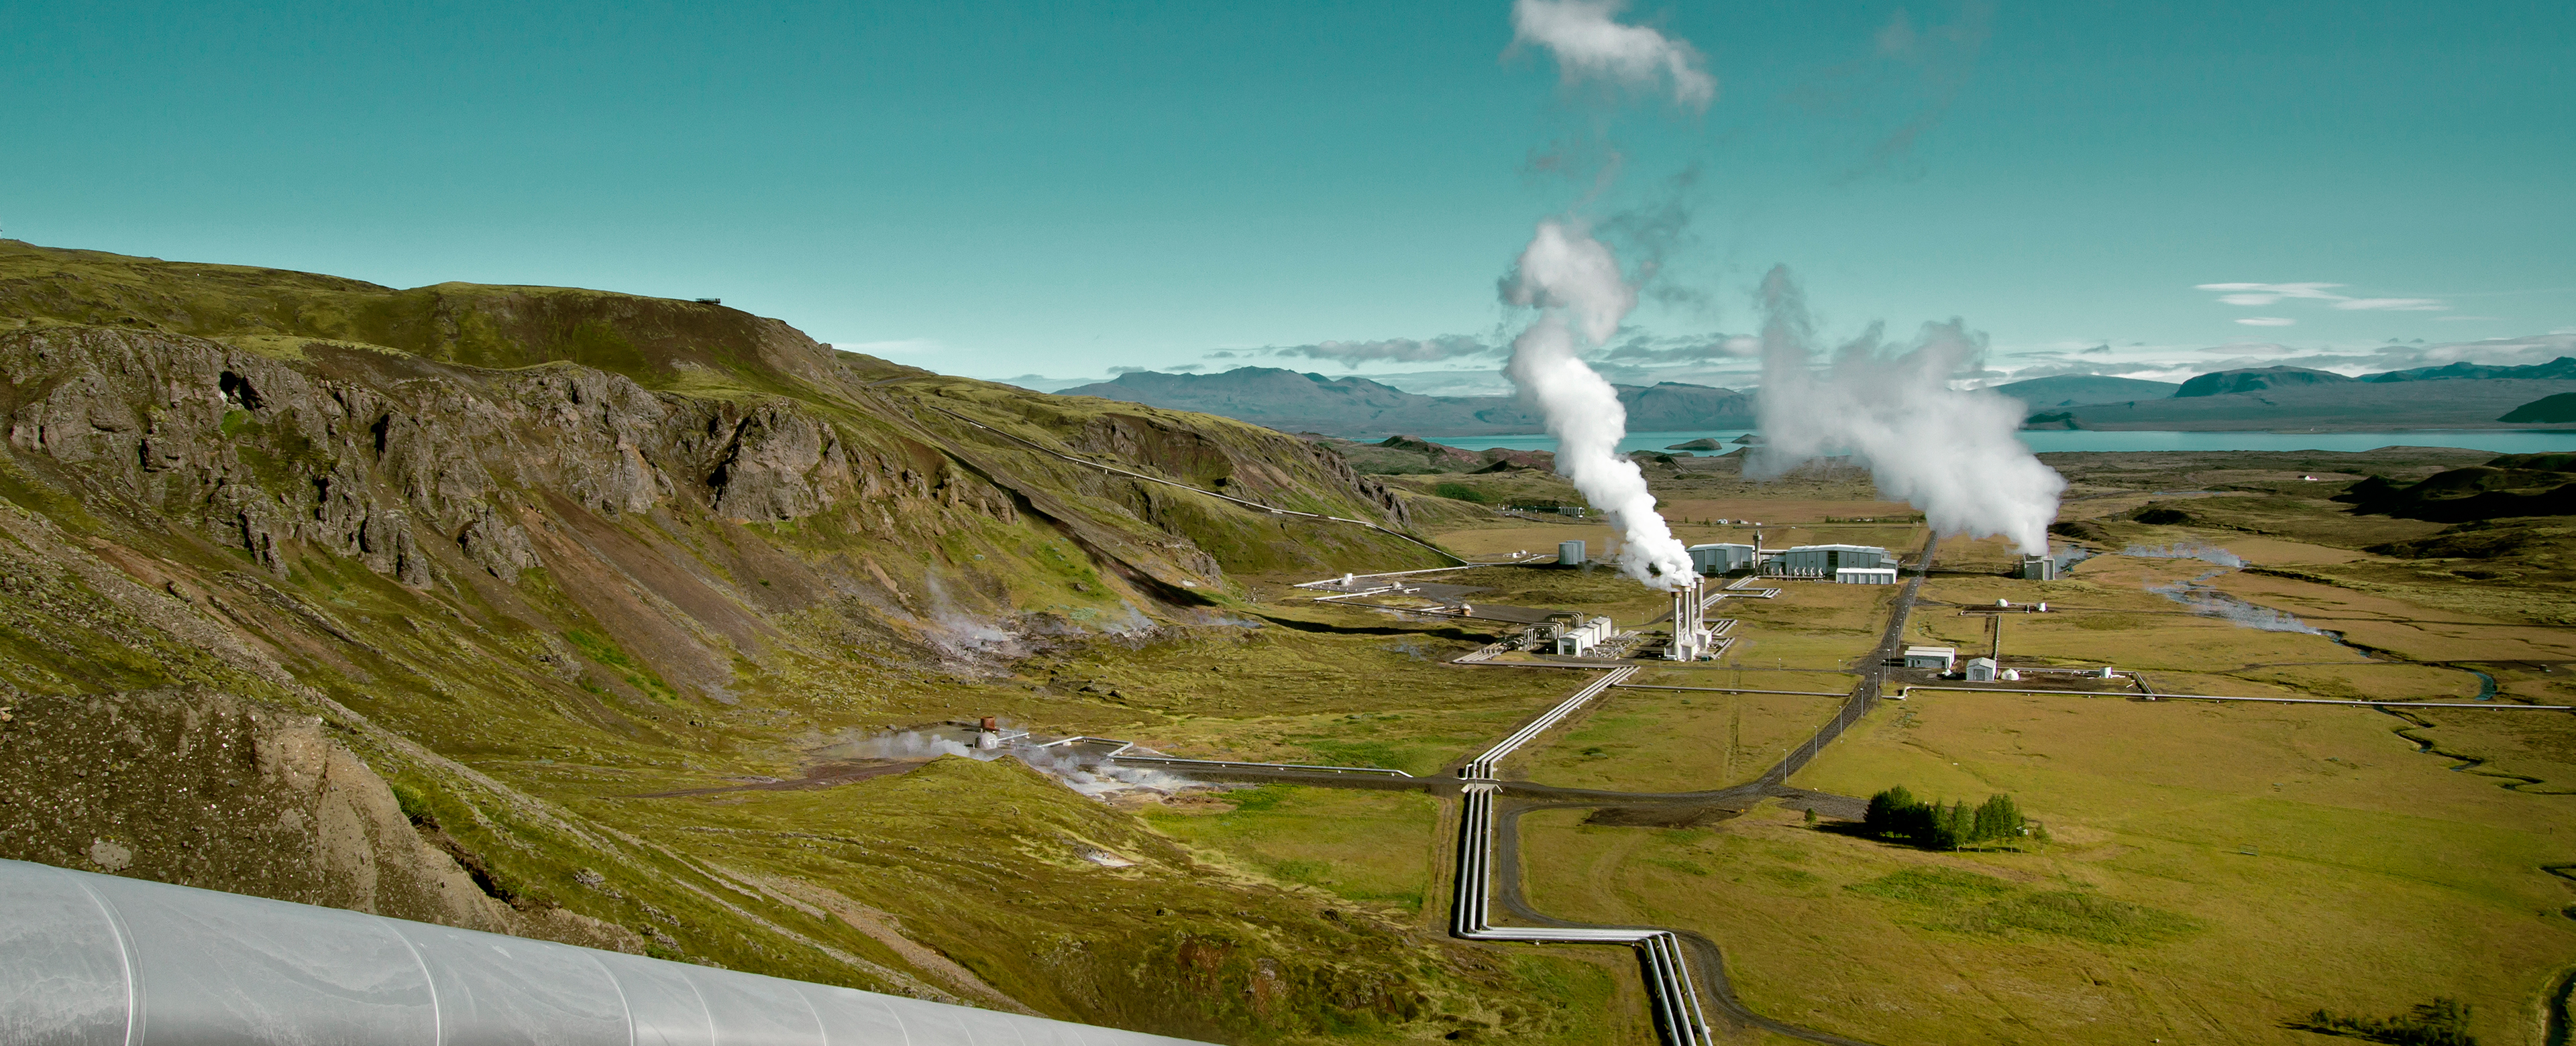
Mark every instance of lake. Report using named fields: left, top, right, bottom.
left=1445, top=429, right=2576, bottom=457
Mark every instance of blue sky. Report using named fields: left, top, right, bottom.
left=4, top=1, right=2570, bottom=393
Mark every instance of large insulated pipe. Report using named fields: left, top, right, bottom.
left=0, top=858, right=1210, bottom=1046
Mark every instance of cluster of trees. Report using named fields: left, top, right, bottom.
left=1862, top=787, right=2027, bottom=850
left=2292, top=997, right=2474, bottom=1045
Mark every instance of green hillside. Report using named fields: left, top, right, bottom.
left=0, top=241, right=1623, bottom=1044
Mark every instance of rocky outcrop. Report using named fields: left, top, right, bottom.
left=22, top=688, right=509, bottom=921
left=0, top=329, right=944, bottom=585
left=706, top=403, right=857, bottom=521
left=0, top=688, right=635, bottom=952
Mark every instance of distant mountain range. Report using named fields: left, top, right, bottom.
left=2025, top=357, right=2576, bottom=430
left=1054, top=367, right=1755, bottom=437
left=1056, top=358, right=2576, bottom=437
left=2364, top=357, right=2576, bottom=383
left=1984, top=375, right=2181, bottom=406
left=2174, top=365, right=2353, bottom=398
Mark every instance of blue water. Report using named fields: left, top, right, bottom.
left=1448, top=429, right=2576, bottom=457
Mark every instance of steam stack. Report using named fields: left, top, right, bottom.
left=1664, top=576, right=1712, bottom=660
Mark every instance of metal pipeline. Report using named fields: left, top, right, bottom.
left=0, top=858, right=1210, bottom=1046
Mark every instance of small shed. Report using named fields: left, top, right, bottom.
left=1902, top=646, right=1957, bottom=671
left=1964, top=656, right=2000, bottom=682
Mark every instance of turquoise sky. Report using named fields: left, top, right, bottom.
left=4, top=1, right=2570, bottom=390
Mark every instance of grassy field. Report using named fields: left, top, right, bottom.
left=1489, top=453, right=2576, bottom=1045
left=1140, top=785, right=1444, bottom=915
left=1715, top=580, right=1903, bottom=673
left=1505, top=681, right=1845, bottom=792
left=1516, top=682, right=2576, bottom=1045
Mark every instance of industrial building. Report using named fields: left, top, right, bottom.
left=1833, top=567, right=1898, bottom=585
left=1964, top=656, right=2000, bottom=681
left=1902, top=646, right=1957, bottom=671
left=1552, top=615, right=1614, bottom=655
left=1558, top=540, right=1586, bottom=566
left=1767, top=544, right=1896, bottom=579
left=1686, top=542, right=1756, bottom=575
left=2019, top=554, right=2057, bottom=581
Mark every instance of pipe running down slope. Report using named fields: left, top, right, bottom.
left=1445, top=666, right=1717, bottom=1046
left=0, top=858, right=1212, bottom=1046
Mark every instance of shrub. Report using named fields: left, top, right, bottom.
left=390, top=781, right=435, bottom=825
left=2290, top=997, right=2475, bottom=1045
left=1430, top=483, right=1489, bottom=503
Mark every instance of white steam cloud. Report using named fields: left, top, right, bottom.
left=1504, top=221, right=1695, bottom=587
left=1495, top=1, right=1708, bottom=591
left=1511, top=0, right=1717, bottom=109
left=1749, top=267, right=2065, bottom=554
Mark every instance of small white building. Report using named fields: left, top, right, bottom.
left=1835, top=567, right=1898, bottom=585
left=1554, top=616, right=1615, bottom=656
left=1902, top=646, right=1957, bottom=671
left=1964, top=656, right=2000, bottom=682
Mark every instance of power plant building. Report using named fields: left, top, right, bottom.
left=2019, top=554, right=2057, bottom=581
left=1558, top=540, right=1586, bottom=566
left=1964, top=656, right=2000, bottom=682
left=1902, top=646, right=1957, bottom=671
left=1834, top=567, right=1898, bottom=585
left=1686, top=542, right=1756, bottom=575
left=1768, top=544, right=1897, bottom=579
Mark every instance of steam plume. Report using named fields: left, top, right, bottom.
left=1504, top=221, right=1694, bottom=587
left=1749, top=266, right=2064, bottom=553
left=1499, top=1, right=1707, bottom=589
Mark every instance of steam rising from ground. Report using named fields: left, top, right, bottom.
left=1503, top=223, right=1695, bottom=587
left=2121, top=542, right=2244, bottom=568
left=1749, top=267, right=2065, bottom=554
left=837, top=728, right=1192, bottom=798
left=2122, top=544, right=2321, bottom=633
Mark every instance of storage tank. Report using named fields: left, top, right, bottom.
left=1558, top=540, right=1585, bottom=566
